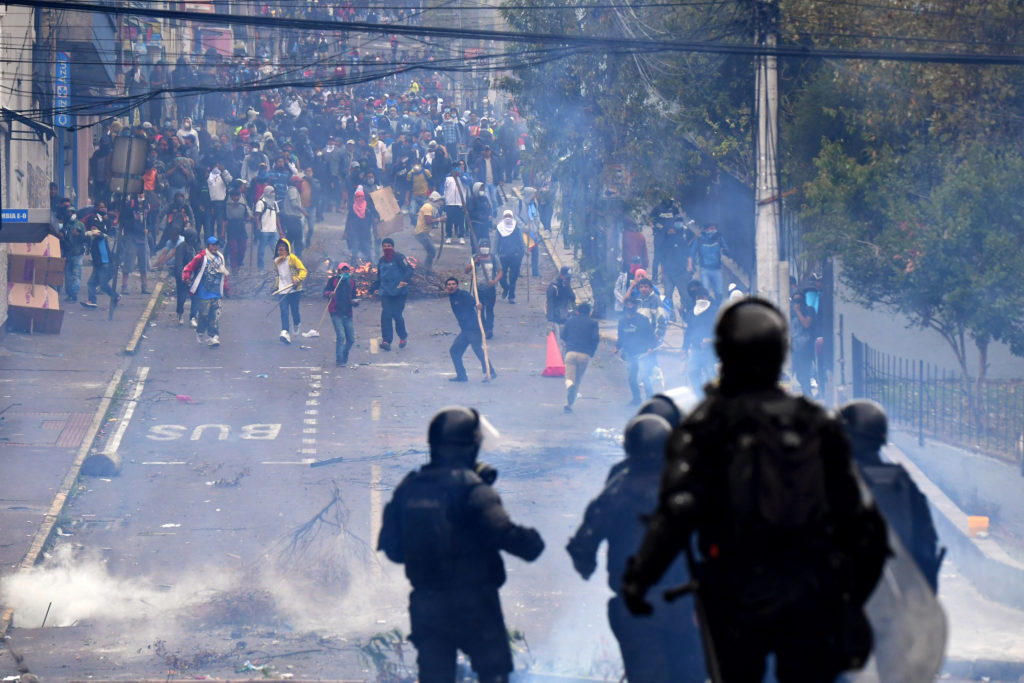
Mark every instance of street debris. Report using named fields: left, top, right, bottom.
left=176, top=394, right=193, bottom=403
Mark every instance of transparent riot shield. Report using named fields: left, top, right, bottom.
left=845, top=526, right=947, bottom=683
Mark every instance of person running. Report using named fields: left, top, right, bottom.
left=273, top=237, right=307, bottom=344
left=413, top=191, right=444, bottom=273
left=182, top=236, right=228, bottom=347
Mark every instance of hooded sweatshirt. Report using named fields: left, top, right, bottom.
left=273, top=237, right=307, bottom=292
left=255, top=187, right=279, bottom=234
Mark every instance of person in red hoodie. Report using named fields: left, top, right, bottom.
left=182, top=236, right=228, bottom=347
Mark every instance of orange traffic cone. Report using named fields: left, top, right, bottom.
left=542, top=330, right=566, bottom=377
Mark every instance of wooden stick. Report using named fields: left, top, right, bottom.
left=470, top=256, right=492, bottom=382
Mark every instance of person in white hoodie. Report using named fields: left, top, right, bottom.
left=207, top=163, right=232, bottom=240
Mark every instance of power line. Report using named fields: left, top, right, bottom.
left=7, top=0, right=1024, bottom=66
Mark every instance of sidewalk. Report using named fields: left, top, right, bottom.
left=0, top=279, right=162, bottom=631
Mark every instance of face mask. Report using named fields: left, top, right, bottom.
left=479, top=247, right=490, bottom=255
left=340, top=272, right=350, bottom=281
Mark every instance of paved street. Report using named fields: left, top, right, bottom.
left=0, top=213, right=641, bottom=680
left=4, top=214, right=1024, bottom=681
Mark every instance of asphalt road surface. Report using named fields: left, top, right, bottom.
left=0, top=214, right=639, bottom=680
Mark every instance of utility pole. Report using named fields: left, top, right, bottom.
left=754, top=0, right=782, bottom=308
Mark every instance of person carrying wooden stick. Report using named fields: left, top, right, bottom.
left=445, top=276, right=497, bottom=382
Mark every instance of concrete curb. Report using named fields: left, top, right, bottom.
left=889, top=433, right=1024, bottom=610
left=1, top=283, right=158, bottom=634
left=538, top=225, right=620, bottom=343
left=125, top=280, right=165, bottom=355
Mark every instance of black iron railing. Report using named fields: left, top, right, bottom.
left=851, top=334, right=1024, bottom=465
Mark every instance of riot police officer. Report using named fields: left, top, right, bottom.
left=568, top=414, right=705, bottom=682
left=377, top=406, right=544, bottom=683
left=622, top=299, right=888, bottom=683
left=840, top=399, right=943, bottom=591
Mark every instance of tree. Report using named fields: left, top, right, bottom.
left=498, top=0, right=758, bottom=312
left=786, top=1, right=1024, bottom=416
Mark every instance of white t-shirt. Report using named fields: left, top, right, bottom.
left=276, top=258, right=292, bottom=290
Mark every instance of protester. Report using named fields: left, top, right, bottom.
left=445, top=277, right=497, bottom=382
left=560, top=303, right=600, bottom=413
left=324, top=263, right=357, bottom=366
left=464, top=240, right=502, bottom=340
left=413, top=191, right=444, bottom=273
left=182, top=236, right=228, bottom=347
left=495, top=209, right=524, bottom=304
left=273, top=237, right=307, bottom=344
left=369, top=237, right=414, bottom=351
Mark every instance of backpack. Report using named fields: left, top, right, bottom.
left=720, top=396, right=832, bottom=548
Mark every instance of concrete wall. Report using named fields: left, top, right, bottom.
left=831, top=263, right=1024, bottom=384
left=0, top=6, right=54, bottom=329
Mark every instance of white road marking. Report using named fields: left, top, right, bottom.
left=306, top=400, right=319, bottom=406
left=302, top=428, right=317, bottom=434
left=371, top=400, right=381, bottom=421
left=305, top=409, right=319, bottom=415
left=103, top=367, right=150, bottom=456
left=142, top=461, right=187, bottom=465
left=174, top=366, right=223, bottom=370
left=303, top=418, right=317, bottom=425
left=370, top=465, right=383, bottom=578
left=279, top=366, right=320, bottom=370
left=262, top=459, right=316, bottom=465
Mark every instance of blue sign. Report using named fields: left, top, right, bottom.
left=1, top=210, right=29, bottom=223
left=54, top=52, right=71, bottom=128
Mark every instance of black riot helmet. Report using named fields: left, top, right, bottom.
left=839, top=400, right=888, bottom=460
left=714, top=298, right=788, bottom=391
left=638, top=386, right=699, bottom=427
left=623, top=414, right=672, bottom=462
left=428, top=406, right=484, bottom=465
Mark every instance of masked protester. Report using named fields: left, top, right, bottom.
left=463, top=240, right=502, bottom=340
left=568, top=415, right=706, bottom=682
left=378, top=406, right=544, bottom=683
left=324, top=263, right=357, bottom=366
left=622, top=299, right=889, bottom=683
left=368, top=237, right=414, bottom=351
left=494, top=210, right=524, bottom=304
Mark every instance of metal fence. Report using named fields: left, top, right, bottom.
left=851, top=334, right=1024, bottom=464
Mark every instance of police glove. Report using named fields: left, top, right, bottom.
left=475, top=461, right=497, bottom=485
left=622, top=578, right=653, bottom=616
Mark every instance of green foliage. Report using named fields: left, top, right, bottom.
left=784, top=0, right=1024, bottom=381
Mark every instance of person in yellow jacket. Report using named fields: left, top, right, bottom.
left=274, top=237, right=307, bottom=343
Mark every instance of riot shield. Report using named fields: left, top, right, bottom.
left=844, top=526, right=947, bottom=683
